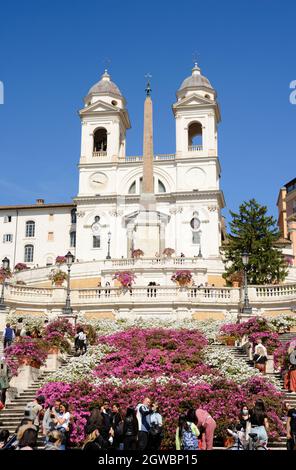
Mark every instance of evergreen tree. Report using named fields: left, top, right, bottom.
left=222, top=199, right=288, bottom=285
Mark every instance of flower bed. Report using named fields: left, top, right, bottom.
left=38, top=326, right=285, bottom=447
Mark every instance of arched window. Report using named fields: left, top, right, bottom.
left=24, top=245, right=34, bottom=262
left=94, top=215, right=100, bottom=223
left=158, top=180, right=166, bottom=193
left=128, top=181, right=136, bottom=194
left=188, top=122, right=202, bottom=149
left=70, top=231, right=76, bottom=247
left=93, top=128, right=107, bottom=153
left=25, top=221, right=35, bottom=237
left=93, top=235, right=101, bottom=248
left=46, top=256, right=53, bottom=266
left=71, top=208, right=77, bottom=224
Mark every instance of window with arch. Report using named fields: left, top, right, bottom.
left=46, top=256, right=53, bottom=266
left=94, top=215, right=101, bottom=223
left=70, top=231, right=76, bottom=247
left=128, top=181, right=136, bottom=194
left=93, top=128, right=107, bottom=152
left=24, top=244, right=34, bottom=263
left=128, top=177, right=167, bottom=194
left=188, top=121, right=203, bottom=148
left=25, top=221, right=35, bottom=237
left=93, top=235, right=101, bottom=248
left=71, top=208, right=77, bottom=224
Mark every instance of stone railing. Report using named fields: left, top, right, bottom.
left=188, top=145, right=203, bottom=152
left=109, top=257, right=200, bottom=267
left=252, top=284, right=296, bottom=302
left=124, top=154, right=175, bottom=162
left=4, top=283, right=296, bottom=308
left=92, top=151, right=107, bottom=157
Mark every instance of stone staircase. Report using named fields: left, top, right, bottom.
left=225, top=333, right=296, bottom=451
left=0, top=351, right=74, bottom=447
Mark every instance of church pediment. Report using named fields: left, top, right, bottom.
left=173, top=93, right=214, bottom=109
left=79, top=100, right=120, bottom=115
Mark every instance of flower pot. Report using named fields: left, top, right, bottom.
left=20, top=358, right=40, bottom=369
left=232, top=281, right=240, bottom=287
left=178, top=279, right=189, bottom=287
left=47, top=346, right=60, bottom=354
left=225, top=337, right=236, bottom=346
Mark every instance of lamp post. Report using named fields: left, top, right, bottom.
left=106, top=231, right=111, bottom=259
left=0, top=257, right=10, bottom=310
left=241, top=250, right=252, bottom=314
left=62, top=251, right=75, bottom=315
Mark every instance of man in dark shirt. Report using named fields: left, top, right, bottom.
left=287, top=408, right=296, bottom=450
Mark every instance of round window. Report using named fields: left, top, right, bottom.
left=190, top=217, right=200, bottom=230
left=111, top=100, right=118, bottom=106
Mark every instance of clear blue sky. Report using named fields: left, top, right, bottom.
left=0, top=0, right=295, bottom=225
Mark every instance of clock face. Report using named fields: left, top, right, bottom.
left=90, top=172, right=108, bottom=190
left=190, top=217, right=200, bottom=230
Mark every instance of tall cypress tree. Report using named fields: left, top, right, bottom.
left=222, top=199, right=288, bottom=285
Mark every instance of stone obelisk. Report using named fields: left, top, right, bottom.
left=132, top=78, right=160, bottom=256
left=140, top=80, right=156, bottom=209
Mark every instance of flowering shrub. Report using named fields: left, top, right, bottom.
left=44, top=318, right=75, bottom=338
left=113, top=271, right=136, bottom=287
left=274, top=337, right=296, bottom=370
left=163, top=247, right=175, bottom=257
left=94, top=328, right=208, bottom=380
left=14, top=263, right=29, bottom=272
left=48, top=268, right=67, bottom=285
left=131, top=249, right=144, bottom=258
left=6, top=311, right=48, bottom=331
left=219, top=316, right=275, bottom=339
left=268, top=315, right=296, bottom=333
left=55, top=256, right=67, bottom=265
left=44, top=331, right=72, bottom=354
left=248, top=332, right=281, bottom=354
left=5, top=339, right=48, bottom=376
left=171, top=270, right=192, bottom=285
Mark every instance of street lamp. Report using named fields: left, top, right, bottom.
left=106, top=231, right=111, bottom=259
left=62, top=251, right=75, bottom=315
left=241, top=250, right=252, bottom=314
left=0, top=257, right=10, bottom=310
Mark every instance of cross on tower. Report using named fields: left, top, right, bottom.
left=145, top=73, right=152, bottom=96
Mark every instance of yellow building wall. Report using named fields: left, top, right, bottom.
left=192, top=311, right=226, bottom=320
left=84, top=311, right=116, bottom=320
left=207, top=276, right=226, bottom=287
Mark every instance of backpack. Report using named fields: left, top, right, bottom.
left=182, top=425, right=198, bottom=450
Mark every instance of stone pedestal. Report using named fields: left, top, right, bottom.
left=265, top=355, right=274, bottom=374
left=133, top=210, right=161, bottom=258
left=41, top=353, right=61, bottom=372
left=9, top=365, right=42, bottom=395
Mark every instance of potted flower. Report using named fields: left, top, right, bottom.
left=131, top=249, right=144, bottom=259
left=113, top=271, right=136, bottom=288
left=48, top=268, right=67, bottom=286
left=4, top=338, right=48, bottom=376
left=163, top=247, right=175, bottom=258
left=55, top=256, right=67, bottom=266
left=171, top=270, right=192, bottom=287
left=14, top=263, right=29, bottom=272
left=227, top=271, right=244, bottom=287
left=0, top=268, right=12, bottom=283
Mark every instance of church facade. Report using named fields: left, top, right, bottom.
left=0, top=64, right=226, bottom=284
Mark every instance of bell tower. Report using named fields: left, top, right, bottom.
left=173, top=63, right=220, bottom=158
left=79, top=70, right=131, bottom=163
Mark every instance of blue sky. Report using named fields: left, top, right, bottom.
left=0, top=0, right=295, bottom=225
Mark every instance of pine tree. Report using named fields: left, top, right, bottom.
left=222, top=199, right=288, bottom=285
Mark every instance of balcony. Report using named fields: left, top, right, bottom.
left=92, top=151, right=107, bottom=157
left=124, top=154, right=175, bottom=163
left=188, top=145, right=203, bottom=152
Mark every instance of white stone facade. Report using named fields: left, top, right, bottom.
left=0, top=65, right=225, bottom=278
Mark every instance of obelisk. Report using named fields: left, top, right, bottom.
left=131, top=78, right=160, bottom=256
left=140, top=79, right=156, bottom=209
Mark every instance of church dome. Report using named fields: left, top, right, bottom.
left=177, top=63, right=214, bottom=98
left=87, top=70, right=123, bottom=97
